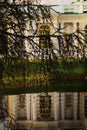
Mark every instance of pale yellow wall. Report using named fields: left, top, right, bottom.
left=8, top=95, right=14, bottom=115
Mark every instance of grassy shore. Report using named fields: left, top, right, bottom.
left=0, top=58, right=87, bottom=94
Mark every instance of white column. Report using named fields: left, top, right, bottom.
left=82, top=93, right=86, bottom=120
left=54, top=92, right=59, bottom=120
left=32, top=94, right=37, bottom=121
left=13, top=95, right=18, bottom=119
left=73, top=93, right=78, bottom=120
left=79, top=2, right=83, bottom=13
left=61, top=93, right=65, bottom=120
left=73, top=22, right=77, bottom=32
left=25, top=22, right=29, bottom=52
left=61, top=22, right=64, bottom=33
left=66, top=25, right=71, bottom=34
left=73, top=22, right=78, bottom=48
left=26, top=94, right=31, bottom=120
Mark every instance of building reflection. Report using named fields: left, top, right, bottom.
left=6, top=92, right=87, bottom=129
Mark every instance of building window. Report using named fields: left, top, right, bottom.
left=64, top=94, right=74, bottom=120
left=38, top=24, right=52, bottom=59
left=38, top=93, right=53, bottom=121
left=9, top=22, right=26, bottom=57
left=64, top=23, right=73, bottom=33
left=84, top=96, right=87, bottom=118
left=18, top=94, right=25, bottom=108
left=16, top=94, right=27, bottom=120
left=0, top=25, right=7, bottom=55
left=39, top=24, right=50, bottom=48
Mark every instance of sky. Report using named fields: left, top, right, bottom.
left=40, top=0, right=76, bottom=5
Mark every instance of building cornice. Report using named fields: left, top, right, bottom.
left=60, top=13, right=87, bottom=16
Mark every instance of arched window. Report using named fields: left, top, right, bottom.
left=39, top=24, right=50, bottom=48
left=38, top=24, right=52, bottom=59
left=37, top=93, right=53, bottom=121
left=64, top=94, right=74, bottom=120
